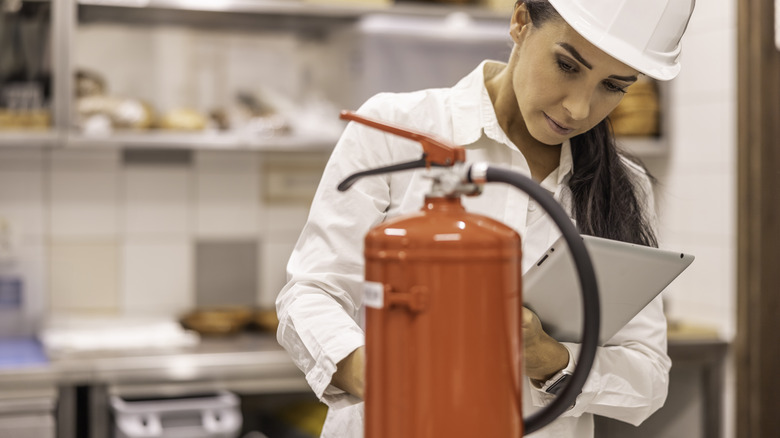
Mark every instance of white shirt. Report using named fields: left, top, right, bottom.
left=276, top=61, right=671, bottom=438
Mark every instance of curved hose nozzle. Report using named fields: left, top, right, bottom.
left=338, top=157, right=428, bottom=192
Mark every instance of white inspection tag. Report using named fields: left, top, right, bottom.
left=363, top=281, right=385, bottom=309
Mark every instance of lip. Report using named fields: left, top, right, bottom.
left=544, top=113, right=574, bottom=136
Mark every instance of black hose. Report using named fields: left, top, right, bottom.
left=479, top=166, right=600, bottom=435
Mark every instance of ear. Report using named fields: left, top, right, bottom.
left=509, top=2, right=532, bottom=44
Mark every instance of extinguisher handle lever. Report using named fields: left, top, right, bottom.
left=340, top=110, right=466, bottom=168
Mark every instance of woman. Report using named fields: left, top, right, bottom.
left=276, top=0, right=695, bottom=436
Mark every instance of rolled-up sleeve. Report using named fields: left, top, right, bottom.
left=275, top=97, right=398, bottom=408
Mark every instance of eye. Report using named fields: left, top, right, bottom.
left=602, top=80, right=628, bottom=94
left=557, top=59, right=577, bottom=74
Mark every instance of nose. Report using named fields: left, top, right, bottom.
left=562, top=86, right=593, bottom=121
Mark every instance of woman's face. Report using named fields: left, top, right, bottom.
left=509, top=7, right=640, bottom=145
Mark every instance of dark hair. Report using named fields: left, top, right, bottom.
left=520, top=0, right=658, bottom=247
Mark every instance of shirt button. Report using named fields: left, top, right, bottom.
left=528, top=202, right=537, bottom=212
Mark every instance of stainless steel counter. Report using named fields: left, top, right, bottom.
left=0, top=333, right=309, bottom=438
left=0, top=333, right=305, bottom=390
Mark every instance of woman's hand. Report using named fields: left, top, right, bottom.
left=332, top=346, right=365, bottom=399
left=523, top=307, right=570, bottom=381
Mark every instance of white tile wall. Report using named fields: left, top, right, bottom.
left=667, top=100, right=737, bottom=169
left=259, top=240, right=296, bottom=309
left=194, top=151, right=259, bottom=238
left=28, top=145, right=317, bottom=317
left=672, top=28, right=736, bottom=101
left=124, top=166, right=191, bottom=238
left=32, top=149, right=294, bottom=317
left=664, top=242, right=735, bottom=312
left=654, top=0, right=738, bottom=341
left=656, top=169, right=736, bottom=241
left=0, top=148, right=46, bottom=171
left=195, top=150, right=259, bottom=173
left=49, top=150, right=121, bottom=238
left=259, top=205, right=310, bottom=238
left=121, top=241, right=193, bottom=317
left=684, top=0, right=734, bottom=34
left=257, top=190, right=313, bottom=307
left=49, top=240, right=120, bottom=314
left=0, top=149, right=46, bottom=240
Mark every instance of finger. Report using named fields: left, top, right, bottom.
left=522, top=307, right=534, bottom=326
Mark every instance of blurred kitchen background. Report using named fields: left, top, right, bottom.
left=0, top=0, right=762, bottom=437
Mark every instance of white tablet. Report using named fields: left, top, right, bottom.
left=522, top=234, right=694, bottom=345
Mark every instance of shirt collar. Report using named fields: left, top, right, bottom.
left=449, top=60, right=495, bottom=146
left=557, top=139, right=573, bottom=186
left=538, top=140, right=573, bottom=193
left=449, top=61, right=574, bottom=186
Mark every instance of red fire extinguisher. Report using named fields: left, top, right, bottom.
left=337, top=111, right=600, bottom=437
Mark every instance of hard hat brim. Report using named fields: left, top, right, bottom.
left=548, top=0, right=683, bottom=81
left=576, top=27, right=682, bottom=81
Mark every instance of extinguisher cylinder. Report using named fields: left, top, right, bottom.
left=364, top=196, right=524, bottom=437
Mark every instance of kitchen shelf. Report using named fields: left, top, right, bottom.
left=52, top=0, right=670, bottom=157
left=76, top=0, right=508, bottom=20
left=0, top=131, right=61, bottom=148
left=7, top=131, right=662, bottom=157
left=66, top=130, right=341, bottom=152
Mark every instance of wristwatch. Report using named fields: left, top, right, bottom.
left=539, top=368, right=573, bottom=395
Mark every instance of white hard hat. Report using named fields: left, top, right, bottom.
left=548, top=0, right=695, bottom=81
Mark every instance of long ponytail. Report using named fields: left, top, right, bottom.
left=569, top=120, right=658, bottom=247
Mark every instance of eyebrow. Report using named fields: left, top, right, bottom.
left=558, top=43, right=592, bottom=69
left=557, top=42, right=638, bottom=83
